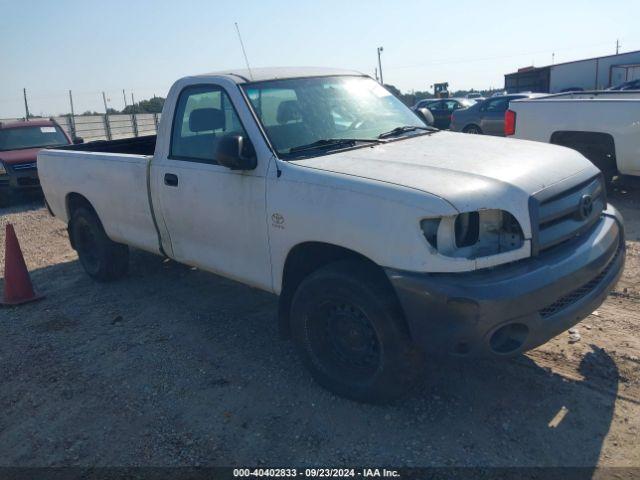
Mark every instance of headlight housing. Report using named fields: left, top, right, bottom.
left=421, top=209, right=524, bottom=259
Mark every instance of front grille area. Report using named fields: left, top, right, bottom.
left=532, top=175, right=605, bottom=254
left=539, top=245, right=621, bottom=318
left=11, top=162, right=37, bottom=171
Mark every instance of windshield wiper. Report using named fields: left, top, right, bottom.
left=287, top=138, right=383, bottom=155
left=378, top=125, right=437, bottom=139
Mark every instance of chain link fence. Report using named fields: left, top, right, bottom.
left=0, top=113, right=161, bottom=142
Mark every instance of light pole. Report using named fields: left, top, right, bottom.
left=377, top=47, right=384, bottom=85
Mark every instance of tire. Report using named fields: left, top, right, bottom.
left=69, top=207, right=129, bottom=282
left=290, top=260, right=420, bottom=403
left=463, top=125, right=482, bottom=135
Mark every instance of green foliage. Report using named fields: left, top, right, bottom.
left=384, top=84, right=434, bottom=107
left=122, top=96, right=165, bottom=114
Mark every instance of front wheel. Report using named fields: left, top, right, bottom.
left=70, top=207, right=129, bottom=282
left=290, top=260, right=420, bottom=403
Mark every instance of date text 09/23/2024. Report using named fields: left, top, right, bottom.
left=233, top=468, right=400, bottom=478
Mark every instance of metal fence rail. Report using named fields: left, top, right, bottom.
left=0, top=113, right=162, bottom=141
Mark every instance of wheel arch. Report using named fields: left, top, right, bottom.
left=463, top=123, right=482, bottom=133
left=65, top=193, right=99, bottom=250
left=66, top=192, right=97, bottom=219
left=278, top=241, right=400, bottom=338
left=549, top=130, right=617, bottom=177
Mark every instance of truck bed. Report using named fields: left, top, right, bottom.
left=37, top=141, right=160, bottom=255
left=58, top=135, right=156, bottom=156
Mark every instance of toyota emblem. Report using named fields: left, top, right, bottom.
left=579, top=194, right=594, bottom=220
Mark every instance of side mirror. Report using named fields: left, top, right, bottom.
left=73, top=137, right=84, bottom=144
left=216, top=135, right=257, bottom=170
left=416, top=107, right=434, bottom=126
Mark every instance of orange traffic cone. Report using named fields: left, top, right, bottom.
left=1, top=224, right=44, bottom=306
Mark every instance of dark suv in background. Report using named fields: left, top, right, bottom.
left=0, top=119, right=74, bottom=206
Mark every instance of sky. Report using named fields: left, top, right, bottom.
left=1, top=0, right=639, bottom=118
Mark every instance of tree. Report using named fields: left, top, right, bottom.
left=384, top=84, right=433, bottom=107
left=122, top=96, right=165, bottom=114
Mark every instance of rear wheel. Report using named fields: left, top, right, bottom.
left=290, top=260, right=420, bottom=403
left=463, top=124, right=482, bottom=134
left=70, top=207, right=129, bottom=282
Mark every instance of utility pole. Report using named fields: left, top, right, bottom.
left=122, top=89, right=128, bottom=108
left=131, top=92, right=139, bottom=137
left=552, top=52, right=555, bottom=65
left=102, top=91, right=112, bottom=140
left=616, top=39, right=620, bottom=54
left=102, top=91, right=109, bottom=113
left=374, top=67, right=378, bottom=82
left=377, top=46, right=384, bottom=85
left=68, top=90, right=77, bottom=140
left=23, top=88, right=30, bottom=120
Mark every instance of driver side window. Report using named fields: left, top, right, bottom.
left=170, top=85, right=248, bottom=164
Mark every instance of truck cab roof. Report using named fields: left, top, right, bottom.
left=189, top=66, right=366, bottom=84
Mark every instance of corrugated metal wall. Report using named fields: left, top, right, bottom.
left=549, top=50, right=640, bottom=92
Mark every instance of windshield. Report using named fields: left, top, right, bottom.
left=242, top=76, right=426, bottom=157
left=0, top=125, right=69, bottom=151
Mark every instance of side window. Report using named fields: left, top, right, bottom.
left=428, top=101, right=444, bottom=111
left=444, top=100, right=458, bottom=111
left=484, top=97, right=510, bottom=112
left=171, top=85, right=248, bottom=163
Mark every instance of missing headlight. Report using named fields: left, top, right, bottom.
left=455, top=212, right=479, bottom=248
left=421, top=209, right=524, bottom=259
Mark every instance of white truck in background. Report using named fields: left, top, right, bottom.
left=506, top=90, right=640, bottom=182
left=38, top=68, right=625, bottom=403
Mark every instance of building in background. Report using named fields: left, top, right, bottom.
left=504, top=49, right=640, bottom=93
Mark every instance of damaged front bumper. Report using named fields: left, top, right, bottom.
left=385, top=206, right=625, bottom=357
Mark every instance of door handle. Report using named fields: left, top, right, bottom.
left=164, top=173, right=179, bottom=187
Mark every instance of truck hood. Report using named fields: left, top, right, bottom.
left=292, top=131, right=596, bottom=213
left=0, top=148, right=40, bottom=165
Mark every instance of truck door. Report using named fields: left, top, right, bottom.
left=150, top=83, right=272, bottom=291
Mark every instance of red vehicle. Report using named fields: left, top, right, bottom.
left=0, top=119, right=76, bottom=206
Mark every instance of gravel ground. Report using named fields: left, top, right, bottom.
left=0, top=184, right=639, bottom=468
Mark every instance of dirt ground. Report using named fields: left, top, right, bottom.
left=0, top=184, right=639, bottom=468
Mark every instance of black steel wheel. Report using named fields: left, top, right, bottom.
left=290, top=260, right=420, bottom=403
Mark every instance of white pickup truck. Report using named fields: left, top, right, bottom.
left=506, top=90, right=640, bottom=182
left=39, top=68, right=625, bottom=402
